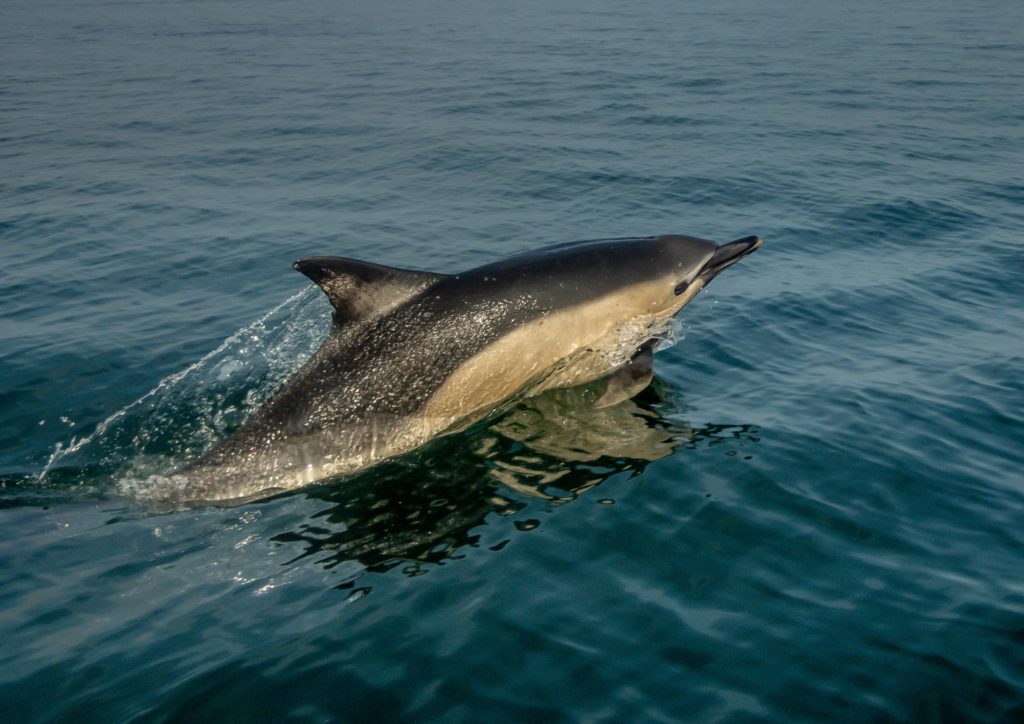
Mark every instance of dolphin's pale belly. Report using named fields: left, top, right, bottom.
left=421, top=278, right=701, bottom=421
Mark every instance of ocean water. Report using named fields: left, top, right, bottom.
left=2, top=0, right=1023, bottom=720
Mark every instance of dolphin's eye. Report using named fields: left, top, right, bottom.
left=674, top=280, right=689, bottom=296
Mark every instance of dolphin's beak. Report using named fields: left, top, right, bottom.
left=698, top=235, right=763, bottom=283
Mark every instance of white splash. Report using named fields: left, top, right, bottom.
left=38, top=286, right=329, bottom=486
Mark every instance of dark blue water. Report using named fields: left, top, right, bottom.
left=3, top=0, right=1023, bottom=720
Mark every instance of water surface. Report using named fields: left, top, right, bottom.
left=2, top=0, right=1023, bottom=720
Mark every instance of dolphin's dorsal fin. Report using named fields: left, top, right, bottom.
left=293, top=256, right=447, bottom=324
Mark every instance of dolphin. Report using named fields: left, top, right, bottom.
left=146, top=233, right=761, bottom=505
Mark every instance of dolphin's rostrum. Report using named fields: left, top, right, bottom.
left=147, top=234, right=761, bottom=505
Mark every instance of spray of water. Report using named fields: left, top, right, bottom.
left=37, top=286, right=330, bottom=488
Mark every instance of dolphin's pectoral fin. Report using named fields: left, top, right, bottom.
left=595, top=341, right=655, bottom=409
left=293, top=256, right=449, bottom=324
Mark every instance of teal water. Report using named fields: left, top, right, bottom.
left=3, top=0, right=1023, bottom=720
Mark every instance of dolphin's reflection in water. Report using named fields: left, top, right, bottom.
left=270, top=377, right=758, bottom=584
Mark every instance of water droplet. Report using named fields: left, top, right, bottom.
left=345, top=587, right=372, bottom=603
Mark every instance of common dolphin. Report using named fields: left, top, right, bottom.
left=146, top=234, right=761, bottom=505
